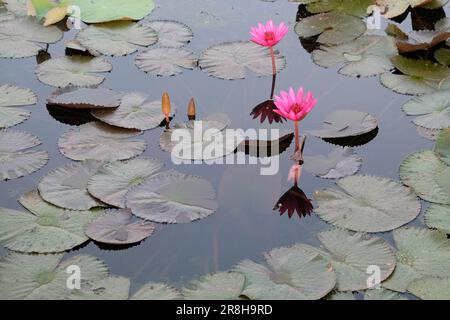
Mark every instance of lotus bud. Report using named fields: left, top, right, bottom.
left=187, top=98, right=196, bottom=120
left=162, top=92, right=171, bottom=128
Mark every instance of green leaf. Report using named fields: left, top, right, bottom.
left=182, top=272, right=245, bottom=300
left=131, top=283, right=182, bottom=300
left=363, top=288, right=407, bottom=300
left=0, top=85, right=37, bottom=128
left=408, top=277, right=450, bottom=300
left=144, top=20, right=193, bottom=48
left=69, top=276, right=131, bottom=300
left=376, top=0, right=434, bottom=18
left=135, top=47, right=197, bottom=77
left=402, top=91, right=450, bottom=129
left=425, top=204, right=450, bottom=233
left=47, top=87, right=122, bottom=109
left=303, top=0, right=374, bottom=17
left=435, top=129, right=450, bottom=165
left=434, top=48, right=450, bottom=66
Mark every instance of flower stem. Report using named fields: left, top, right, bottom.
left=269, top=46, right=276, bottom=76
left=294, top=121, right=300, bottom=151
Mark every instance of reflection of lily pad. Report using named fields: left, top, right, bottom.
left=435, top=129, right=450, bottom=165
left=199, top=41, right=286, bottom=80
left=144, top=20, right=193, bottom=48
left=303, top=228, right=396, bottom=291
left=312, top=35, right=397, bottom=77
left=402, top=91, right=450, bottom=129
left=0, top=191, right=101, bottom=253
left=182, top=272, right=245, bottom=300
left=0, top=130, right=48, bottom=180
left=76, top=21, right=158, bottom=56
left=0, top=85, right=37, bottom=128
left=314, top=175, right=421, bottom=232
left=309, top=110, right=378, bottom=139
left=234, top=244, right=336, bottom=300
left=86, top=209, right=155, bottom=245
left=47, top=87, right=122, bottom=109
left=383, top=227, right=450, bottom=292
left=425, top=204, right=450, bottom=234
left=0, top=252, right=108, bottom=299
left=58, top=122, right=146, bottom=161
left=88, top=158, right=163, bottom=208
left=303, top=147, right=362, bottom=179
left=38, top=160, right=104, bottom=210
left=131, top=283, right=182, bottom=300
left=0, top=17, right=62, bottom=58
left=135, top=47, right=197, bottom=77
left=400, top=150, right=450, bottom=204
left=408, top=277, right=450, bottom=300
left=126, top=169, right=218, bottom=224
left=91, top=92, right=176, bottom=131
left=36, top=56, right=112, bottom=88
left=294, top=12, right=366, bottom=45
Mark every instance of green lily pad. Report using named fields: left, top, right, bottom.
left=326, top=291, right=356, bottom=300
left=0, top=85, right=37, bottom=128
left=234, top=244, right=336, bottom=300
left=312, top=35, right=397, bottom=77
left=47, top=87, right=123, bottom=109
left=435, top=129, right=450, bottom=165
left=294, top=12, right=366, bottom=45
left=126, top=169, right=218, bottom=224
left=198, top=41, right=286, bottom=80
left=408, top=277, right=450, bottom=300
left=377, top=0, right=437, bottom=18
left=0, top=17, right=62, bottom=58
left=87, top=157, right=163, bottom=208
left=425, top=204, right=450, bottom=234
left=69, top=276, right=131, bottom=300
left=416, top=125, right=442, bottom=141
left=86, top=209, right=155, bottom=245
left=76, top=21, right=157, bottom=56
left=91, top=92, right=176, bottom=131
left=144, top=20, right=193, bottom=48
left=0, top=252, right=108, bottom=299
left=0, top=5, right=14, bottom=22
left=0, top=130, right=48, bottom=180
left=402, top=91, right=450, bottom=130
left=58, top=122, right=146, bottom=161
left=303, top=147, right=362, bottom=179
left=363, top=288, right=407, bottom=300
left=3, top=0, right=28, bottom=16
left=309, top=110, right=378, bottom=139
left=383, top=227, right=450, bottom=292
left=38, top=160, right=104, bottom=210
left=135, top=47, right=197, bottom=77
left=35, top=56, right=112, bottom=88
left=314, top=175, right=421, bottom=232
left=130, top=283, right=182, bottom=300
left=303, top=228, right=396, bottom=291
left=0, top=190, right=101, bottom=253
left=299, top=0, right=374, bottom=17
left=400, top=150, right=450, bottom=204
left=434, top=48, right=450, bottom=66
left=182, top=272, right=245, bottom=300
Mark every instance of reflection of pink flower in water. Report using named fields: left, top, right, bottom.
left=273, top=186, right=313, bottom=218
left=273, top=87, right=317, bottom=122
left=250, top=20, right=289, bottom=47
left=288, top=164, right=301, bottom=183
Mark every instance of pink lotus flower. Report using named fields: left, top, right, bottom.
left=250, top=20, right=289, bottom=47
left=273, top=87, right=317, bottom=122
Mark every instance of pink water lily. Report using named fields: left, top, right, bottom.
left=250, top=20, right=289, bottom=47
left=273, top=87, right=317, bottom=122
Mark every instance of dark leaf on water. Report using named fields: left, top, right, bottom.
left=250, top=100, right=285, bottom=124
left=274, top=185, right=313, bottom=219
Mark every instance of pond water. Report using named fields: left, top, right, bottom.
left=0, top=0, right=448, bottom=299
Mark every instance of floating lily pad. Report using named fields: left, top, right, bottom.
left=198, top=41, right=286, bottom=80
left=47, top=87, right=122, bottom=109
left=312, top=35, right=397, bottom=77
left=86, top=209, right=155, bottom=245
left=0, top=5, right=14, bottom=22
left=91, top=92, right=176, bottom=131
left=160, top=119, right=243, bottom=161
left=376, top=0, right=436, bottom=18
left=0, top=191, right=101, bottom=253
left=303, top=147, right=362, bottom=179
left=144, top=20, right=193, bottom=48
left=383, top=227, right=450, bottom=292
left=126, top=169, right=218, bottom=224
left=0, top=17, right=62, bottom=58
left=76, top=21, right=158, bottom=57
left=303, top=228, right=395, bottom=291
left=38, top=160, right=104, bottom=210
left=402, top=91, right=450, bottom=130
left=434, top=48, right=450, bottom=66
left=408, top=277, right=450, bottom=300
left=425, top=204, right=450, bottom=233
left=300, top=0, right=374, bottom=17
left=0, top=85, right=37, bottom=128
left=309, top=110, right=378, bottom=139
left=313, top=175, right=421, bottom=232
left=36, top=56, right=112, bottom=88
left=234, top=244, right=336, bottom=300
left=135, top=47, right=197, bottom=77
left=69, top=276, right=131, bottom=300
left=131, top=283, right=182, bottom=300
left=416, top=125, right=442, bottom=141
left=58, top=122, right=146, bottom=161
left=294, top=12, right=366, bottom=46
left=182, top=272, right=245, bottom=300
left=3, top=0, right=28, bottom=16
left=87, top=158, right=163, bottom=208
left=364, top=288, right=407, bottom=300
left=326, top=291, right=356, bottom=300
left=0, top=252, right=108, bottom=299
left=435, top=129, right=450, bottom=165
left=400, top=150, right=450, bottom=204
left=0, top=130, right=48, bottom=180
